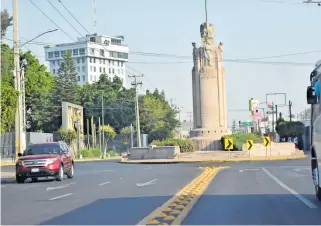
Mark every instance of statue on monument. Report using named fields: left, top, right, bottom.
left=200, top=23, right=214, bottom=67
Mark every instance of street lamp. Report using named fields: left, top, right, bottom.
left=19, top=29, right=58, bottom=48
left=13, top=27, right=58, bottom=157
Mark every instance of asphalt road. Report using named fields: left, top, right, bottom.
left=2, top=157, right=321, bottom=225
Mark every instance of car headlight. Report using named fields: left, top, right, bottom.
left=46, top=158, right=58, bottom=165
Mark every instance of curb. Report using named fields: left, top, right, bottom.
left=137, top=166, right=229, bottom=225
left=120, top=155, right=307, bottom=164
left=0, top=157, right=121, bottom=167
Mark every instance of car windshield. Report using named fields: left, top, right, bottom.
left=23, top=144, right=60, bottom=156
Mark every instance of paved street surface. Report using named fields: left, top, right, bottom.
left=2, top=157, right=321, bottom=225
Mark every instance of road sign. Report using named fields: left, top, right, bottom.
left=247, top=140, right=254, bottom=151
left=263, top=136, right=271, bottom=147
left=240, top=121, right=254, bottom=127
left=224, top=138, right=233, bottom=150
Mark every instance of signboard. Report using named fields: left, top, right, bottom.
left=246, top=140, right=254, bottom=151
left=240, top=121, right=254, bottom=127
left=224, top=138, right=233, bottom=150
left=263, top=136, right=271, bottom=147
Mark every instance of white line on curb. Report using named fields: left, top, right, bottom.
left=49, top=193, right=73, bottom=201
left=262, top=167, right=318, bottom=209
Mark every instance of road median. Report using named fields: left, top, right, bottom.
left=120, top=155, right=306, bottom=164
left=137, top=166, right=229, bottom=225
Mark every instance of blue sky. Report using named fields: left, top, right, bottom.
left=2, top=0, right=320, bottom=125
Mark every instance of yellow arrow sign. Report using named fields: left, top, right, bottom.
left=224, top=138, right=233, bottom=150
left=263, top=136, right=271, bottom=147
left=247, top=140, right=254, bottom=151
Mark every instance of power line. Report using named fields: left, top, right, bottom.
left=28, top=0, right=75, bottom=41
left=58, top=0, right=91, bottom=34
left=46, top=0, right=83, bottom=37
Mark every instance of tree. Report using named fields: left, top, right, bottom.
left=99, top=125, right=116, bottom=158
left=231, top=120, right=236, bottom=133
left=1, top=9, right=13, bottom=38
left=50, top=51, right=79, bottom=131
left=120, top=127, right=132, bottom=153
left=0, top=44, right=18, bottom=134
left=22, top=51, right=55, bottom=132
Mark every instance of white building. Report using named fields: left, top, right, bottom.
left=44, top=33, right=129, bottom=87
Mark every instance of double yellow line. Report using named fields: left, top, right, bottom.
left=138, top=166, right=229, bottom=225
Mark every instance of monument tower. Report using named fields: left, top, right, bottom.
left=190, top=0, right=228, bottom=150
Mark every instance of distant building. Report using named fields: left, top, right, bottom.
left=44, top=33, right=129, bottom=87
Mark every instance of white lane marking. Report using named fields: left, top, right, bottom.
left=98, top=181, right=111, bottom=186
left=136, top=179, right=158, bottom=187
left=46, top=182, right=76, bottom=191
left=294, top=167, right=310, bottom=172
left=239, top=168, right=260, bottom=173
left=21, top=184, right=37, bottom=190
left=49, top=193, right=73, bottom=201
left=102, top=170, right=114, bottom=172
left=262, top=168, right=318, bottom=209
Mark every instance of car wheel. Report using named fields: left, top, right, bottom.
left=16, top=175, right=25, bottom=184
left=66, top=164, right=74, bottom=179
left=32, top=178, right=38, bottom=183
left=55, top=165, right=64, bottom=181
left=313, top=167, right=321, bottom=201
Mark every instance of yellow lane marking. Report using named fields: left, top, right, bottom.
left=137, top=166, right=229, bottom=225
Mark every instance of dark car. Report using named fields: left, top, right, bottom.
left=15, top=141, right=74, bottom=183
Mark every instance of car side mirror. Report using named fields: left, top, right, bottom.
left=310, top=71, right=318, bottom=82
left=307, top=86, right=318, bottom=105
left=17, top=153, right=22, bottom=157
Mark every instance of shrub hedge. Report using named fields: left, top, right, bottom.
left=152, top=138, right=195, bottom=153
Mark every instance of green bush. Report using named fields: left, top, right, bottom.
left=222, top=133, right=262, bottom=151
left=106, top=149, right=117, bottom=157
left=81, top=148, right=101, bottom=158
left=152, top=138, right=195, bottom=153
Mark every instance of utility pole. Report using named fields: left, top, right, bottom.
left=128, top=74, right=143, bottom=147
left=101, top=95, right=105, bottom=158
left=289, top=100, right=293, bottom=122
left=13, top=0, right=23, bottom=158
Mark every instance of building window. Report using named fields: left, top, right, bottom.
left=82, top=66, right=85, bottom=72
left=100, top=67, right=102, bottom=73
left=112, top=68, right=115, bottom=74
left=77, top=58, right=80, bottom=64
left=77, top=67, right=80, bottom=72
left=117, top=69, right=120, bottom=74
left=54, top=51, right=60, bottom=58
left=100, top=49, right=104, bottom=57
left=57, top=60, right=60, bottom=66
left=53, top=69, right=55, bottom=74
left=73, top=49, right=78, bottom=56
left=117, top=61, right=120, bottom=66
left=103, top=68, right=105, bottom=73
left=82, top=57, right=85, bottom=63
left=121, top=62, right=123, bottom=67
left=94, top=67, right=96, bottom=72
left=83, top=75, right=85, bottom=81
left=109, top=68, right=111, bottom=74
left=90, top=58, right=92, bottom=63
left=99, top=59, right=102, bottom=64
left=78, top=76, right=80, bottom=81
left=90, top=75, right=92, bottom=81
left=93, top=58, right=96, bottom=63
left=60, top=51, right=65, bottom=57
left=90, top=48, right=95, bottom=55
left=48, top=52, right=53, bottom=59
left=52, top=61, right=55, bottom=66
left=79, top=48, right=85, bottom=55
left=103, top=59, right=106, bottom=64
left=108, top=60, right=111, bottom=65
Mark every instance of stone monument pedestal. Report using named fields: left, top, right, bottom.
left=190, top=128, right=228, bottom=151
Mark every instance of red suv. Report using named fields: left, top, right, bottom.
left=16, top=141, right=74, bottom=183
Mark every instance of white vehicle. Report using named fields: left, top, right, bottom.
left=307, top=60, right=321, bottom=200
